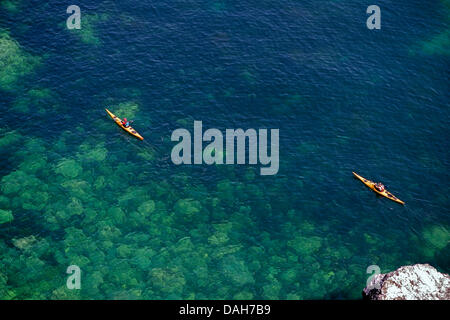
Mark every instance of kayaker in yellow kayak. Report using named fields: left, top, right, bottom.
left=105, top=109, right=144, bottom=140
left=121, top=118, right=131, bottom=128
left=352, top=172, right=405, bottom=205
left=374, top=182, right=385, bottom=192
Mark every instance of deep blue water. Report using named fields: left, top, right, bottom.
left=0, top=0, right=448, bottom=299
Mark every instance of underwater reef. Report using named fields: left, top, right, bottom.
left=0, top=30, right=40, bottom=92
left=1, top=125, right=448, bottom=300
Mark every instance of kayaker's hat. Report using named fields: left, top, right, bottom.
left=124, top=118, right=127, bottom=121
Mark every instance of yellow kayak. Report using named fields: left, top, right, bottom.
left=105, top=108, right=144, bottom=141
left=352, top=172, right=405, bottom=205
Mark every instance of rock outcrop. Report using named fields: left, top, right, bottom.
left=363, top=264, right=450, bottom=300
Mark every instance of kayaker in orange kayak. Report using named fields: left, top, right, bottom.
left=121, top=118, right=130, bottom=128
left=105, top=109, right=144, bottom=140
left=352, top=172, right=405, bottom=205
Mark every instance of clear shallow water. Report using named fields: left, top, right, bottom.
left=0, top=0, right=448, bottom=299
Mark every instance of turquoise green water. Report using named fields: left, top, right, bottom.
left=0, top=1, right=449, bottom=299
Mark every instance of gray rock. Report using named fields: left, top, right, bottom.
left=363, top=264, right=450, bottom=300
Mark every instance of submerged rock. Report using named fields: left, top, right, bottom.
left=363, top=264, right=450, bottom=300
left=0, top=30, right=40, bottom=91
left=12, top=235, right=37, bottom=250
left=421, top=225, right=450, bottom=258
left=55, top=159, right=82, bottom=178
left=0, top=209, right=13, bottom=224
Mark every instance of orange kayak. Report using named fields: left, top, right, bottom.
left=353, top=172, right=405, bottom=205
left=105, top=108, right=144, bottom=140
